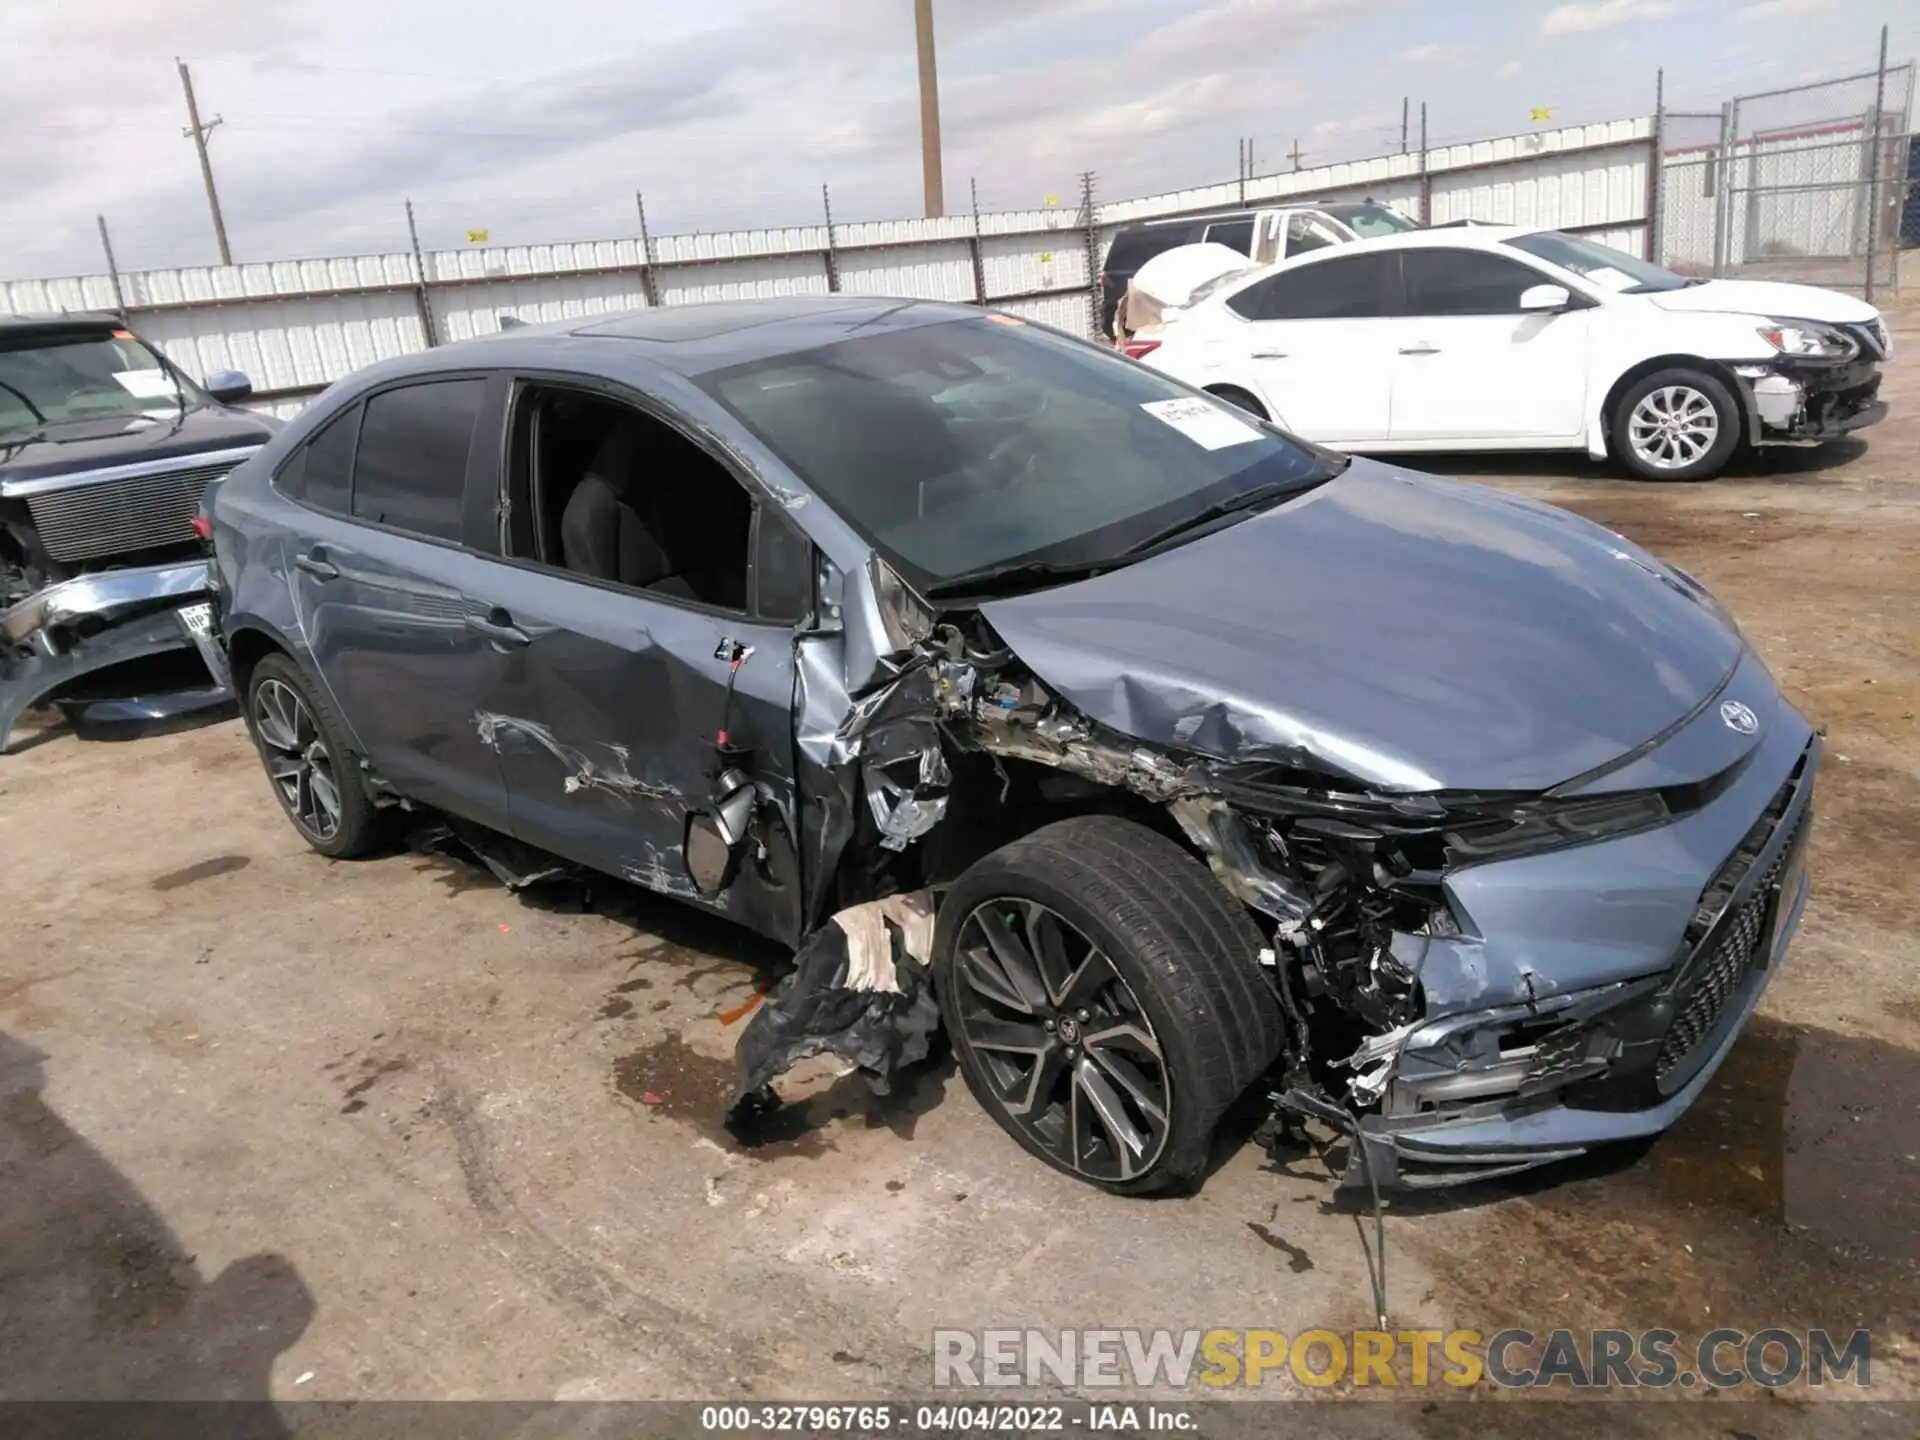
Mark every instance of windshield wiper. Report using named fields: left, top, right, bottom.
left=923, top=555, right=1128, bottom=600
left=1121, top=471, right=1337, bottom=557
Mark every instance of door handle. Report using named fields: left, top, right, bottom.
left=293, top=548, right=339, bottom=581
left=1398, top=343, right=1441, bottom=355
left=1250, top=349, right=1289, bottom=359
left=465, top=608, right=530, bottom=649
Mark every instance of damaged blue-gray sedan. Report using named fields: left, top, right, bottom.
left=206, top=297, right=1816, bottom=1195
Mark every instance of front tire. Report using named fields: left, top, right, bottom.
left=1611, top=367, right=1740, bottom=481
left=244, top=653, right=384, bottom=858
left=933, top=816, right=1285, bottom=1195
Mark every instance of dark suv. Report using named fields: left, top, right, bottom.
left=1, top=312, right=269, bottom=750
left=210, top=297, right=1814, bottom=1198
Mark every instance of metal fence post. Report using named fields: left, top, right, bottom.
left=1646, top=68, right=1665, bottom=263
left=1079, top=170, right=1100, bottom=339
left=97, top=214, right=128, bottom=316
left=635, top=192, right=662, bottom=308
left=968, top=177, right=988, bottom=306
left=1865, top=24, right=1890, bottom=302
left=1711, top=101, right=1734, bottom=277
left=821, top=184, right=841, bottom=293
left=405, top=199, right=439, bottom=347
left=1418, top=103, right=1432, bottom=226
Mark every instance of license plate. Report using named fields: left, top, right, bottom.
left=177, top=601, right=214, bottom=638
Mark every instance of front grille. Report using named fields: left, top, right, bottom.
left=24, top=458, right=242, bottom=565
left=1655, top=803, right=1805, bottom=1090
left=1843, top=320, right=1888, bottom=361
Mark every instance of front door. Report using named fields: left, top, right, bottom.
left=462, top=379, right=812, bottom=944
left=1387, top=248, right=1592, bottom=443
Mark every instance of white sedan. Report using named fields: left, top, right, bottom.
left=1128, top=226, right=1889, bottom=481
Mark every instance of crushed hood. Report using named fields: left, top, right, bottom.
left=1647, top=278, right=1878, bottom=324
left=980, top=459, right=1743, bottom=794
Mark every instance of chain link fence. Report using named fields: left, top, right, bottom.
left=1656, top=60, right=1915, bottom=299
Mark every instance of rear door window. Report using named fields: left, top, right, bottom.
left=1228, top=252, right=1399, bottom=321
left=1402, top=249, right=1546, bottom=315
left=1202, top=218, right=1255, bottom=254
left=279, top=403, right=359, bottom=516
left=350, top=379, right=485, bottom=542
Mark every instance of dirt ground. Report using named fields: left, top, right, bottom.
left=4, top=310, right=1919, bottom=1432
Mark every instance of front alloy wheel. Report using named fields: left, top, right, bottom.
left=934, top=816, right=1286, bottom=1195
left=1612, top=367, right=1739, bottom=481
left=950, top=899, right=1171, bottom=1184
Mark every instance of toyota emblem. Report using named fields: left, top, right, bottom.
left=1720, top=700, right=1759, bottom=735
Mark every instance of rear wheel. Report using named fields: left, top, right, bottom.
left=1611, top=368, right=1739, bottom=481
left=244, top=653, right=385, bottom=857
left=934, top=816, right=1284, bottom=1195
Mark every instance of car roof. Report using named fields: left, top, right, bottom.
left=0, top=311, right=124, bottom=334
left=315, top=295, right=990, bottom=398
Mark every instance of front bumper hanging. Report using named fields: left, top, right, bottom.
left=0, top=559, right=232, bottom=753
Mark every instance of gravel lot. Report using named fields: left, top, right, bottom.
left=3, top=308, right=1917, bottom=1428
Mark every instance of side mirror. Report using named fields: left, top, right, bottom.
left=683, top=767, right=755, bottom=894
left=204, top=370, right=253, bottom=404
left=1518, top=284, right=1573, bottom=313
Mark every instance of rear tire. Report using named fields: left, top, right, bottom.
left=1611, top=367, right=1740, bottom=481
left=934, top=816, right=1284, bottom=1195
left=244, top=653, right=386, bottom=858
left=1206, top=385, right=1270, bottom=421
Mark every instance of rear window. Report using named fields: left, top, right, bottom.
left=1104, top=224, right=1204, bottom=274
left=350, top=380, right=484, bottom=543
left=1202, top=219, right=1255, bottom=254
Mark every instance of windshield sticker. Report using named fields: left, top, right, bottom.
left=112, top=369, right=178, bottom=399
left=1585, top=266, right=1637, bottom=294
left=1140, top=397, right=1261, bottom=450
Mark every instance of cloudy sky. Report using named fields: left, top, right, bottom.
left=4, top=0, right=1912, bottom=279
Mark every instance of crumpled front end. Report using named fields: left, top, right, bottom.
left=0, top=560, right=232, bottom=752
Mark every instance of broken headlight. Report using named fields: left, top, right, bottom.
left=1443, top=789, right=1670, bottom=863
left=1756, top=320, right=1856, bottom=362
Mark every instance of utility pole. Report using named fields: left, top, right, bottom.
left=1401, top=97, right=1409, bottom=154
left=914, top=0, right=945, bottom=217
left=177, top=58, right=232, bottom=266
left=1287, top=138, right=1306, bottom=172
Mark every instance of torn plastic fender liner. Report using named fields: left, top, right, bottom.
left=730, top=892, right=940, bottom=1106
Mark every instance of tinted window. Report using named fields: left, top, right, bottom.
left=351, top=380, right=484, bottom=542
left=1402, top=249, right=1546, bottom=315
left=286, top=404, right=358, bottom=515
left=752, top=504, right=814, bottom=622
left=1203, top=219, right=1255, bottom=254
left=1228, top=252, right=1397, bottom=321
left=1104, top=224, right=1204, bottom=274
left=701, top=316, right=1333, bottom=588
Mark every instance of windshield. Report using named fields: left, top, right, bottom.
left=1320, top=203, right=1418, bottom=238
left=1504, top=231, right=1693, bottom=293
left=0, top=328, right=198, bottom=436
left=699, top=315, right=1336, bottom=590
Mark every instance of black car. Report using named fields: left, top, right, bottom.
left=0, top=313, right=271, bottom=750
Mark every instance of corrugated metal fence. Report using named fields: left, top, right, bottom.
left=4, top=116, right=1654, bottom=418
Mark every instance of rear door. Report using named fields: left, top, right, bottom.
left=1225, top=250, right=1398, bottom=442
left=458, top=378, right=811, bottom=945
left=1387, top=247, right=1592, bottom=442
left=284, top=375, right=517, bottom=830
